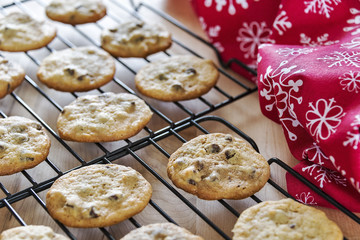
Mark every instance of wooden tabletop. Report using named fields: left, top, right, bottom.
left=0, top=0, right=359, bottom=239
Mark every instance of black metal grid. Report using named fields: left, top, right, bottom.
left=0, top=0, right=358, bottom=239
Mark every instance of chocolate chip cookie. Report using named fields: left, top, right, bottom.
left=37, top=46, right=115, bottom=92
left=167, top=133, right=270, bottom=200
left=135, top=55, right=219, bottom=101
left=0, top=12, right=56, bottom=52
left=0, top=225, right=69, bottom=240
left=0, top=116, right=51, bottom=176
left=232, top=198, right=343, bottom=240
left=101, top=19, right=172, bottom=58
left=56, top=92, right=153, bottom=142
left=0, top=56, right=25, bottom=99
left=46, top=164, right=152, bottom=228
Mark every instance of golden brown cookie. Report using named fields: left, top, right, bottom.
left=0, top=12, right=56, bottom=52
left=135, top=55, right=219, bottom=101
left=56, top=92, right=153, bottom=142
left=0, top=116, right=51, bottom=176
left=45, top=0, right=107, bottom=25
left=46, top=164, right=152, bottom=228
left=37, top=46, right=115, bottom=92
left=101, top=19, right=172, bottom=58
left=232, top=198, right=343, bottom=240
left=0, top=56, right=25, bottom=99
left=167, top=133, right=270, bottom=200
left=0, top=225, right=69, bottom=240
left=120, top=223, right=204, bottom=240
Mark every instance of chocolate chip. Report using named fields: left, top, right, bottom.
left=64, top=68, right=75, bottom=76
left=11, top=125, right=25, bottom=133
left=188, top=179, right=196, bottom=185
left=61, top=109, right=66, bottom=114
left=133, top=36, right=144, bottom=43
left=65, top=203, right=74, bottom=208
left=225, top=135, right=233, bottom=142
left=109, top=28, right=118, bottom=33
left=14, top=134, right=29, bottom=143
left=195, top=161, right=204, bottom=171
left=0, top=144, right=5, bottom=152
left=225, top=149, right=236, bottom=159
left=20, top=156, right=34, bottom=161
left=136, top=23, right=144, bottom=28
left=158, top=74, right=168, bottom=81
left=32, top=123, right=42, bottom=130
left=171, top=84, right=184, bottom=92
left=289, top=224, right=296, bottom=229
left=185, top=68, right=197, bottom=75
left=109, top=194, right=119, bottom=200
left=77, top=75, right=86, bottom=81
left=89, top=207, right=99, bottom=218
left=205, top=143, right=221, bottom=153
left=6, top=83, right=10, bottom=93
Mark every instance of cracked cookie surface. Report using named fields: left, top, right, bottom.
left=167, top=133, right=270, bottom=200
left=0, top=116, right=51, bottom=176
left=0, top=56, right=25, bottom=99
left=135, top=55, right=219, bottom=102
left=45, top=0, right=106, bottom=25
left=232, top=198, right=343, bottom=240
left=46, top=164, right=152, bottom=228
left=101, top=19, right=172, bottom=58
left=0, top=12, right=56, bottom=52
left=37, top=46, right=115, bottom=92
left=0, top=225, right=69, bottom=240
left=56, top=92, right=153, bottom=142
left=120, top=223, right=204, bottom=240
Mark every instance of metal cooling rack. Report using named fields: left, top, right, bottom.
left=0, top=0, right=359, bottom=239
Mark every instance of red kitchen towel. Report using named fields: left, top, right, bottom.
left=192, top=0, right=360, bottom=211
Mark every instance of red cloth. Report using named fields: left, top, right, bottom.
left=191, top=0, right=360, bottom=212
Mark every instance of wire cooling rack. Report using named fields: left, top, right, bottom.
left=0, top=0, right=359, bottom=239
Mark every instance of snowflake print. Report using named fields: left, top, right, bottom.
left=329, top=155, right=346, bottom=176
left=302, top=163, right=347, bottom=188
left=208, top=25, right=221, bottom=38
left=236, top=21, right=274, bottom=60
left=204, top=0, right=249, bottom=15
left=273, top=10, right=292, bottom=36
left=276, top=47, right=316, bottom=57
left=213, top=42, right=225, bottom=52
left=343, top=8, right=360, bottom=35
left=317, top=51, right=360, bottom=68
left=295, top=192, right=317, bottom=205
left=300, top=33, right=339, bottom=47
left=259, top=60, right=305, bottom=141
left=304, top=0, right=341, bottom=18
left=339, top=71, right=360, bottom=93
left=343, top=115, right=360, bottom=150
left=302, top=142, right=329, bottom=165
left=350, top=177, right=360, bottom=193
left=306, top=98, right=345, bottom=141
left=341, top=37, right=360, bottom=49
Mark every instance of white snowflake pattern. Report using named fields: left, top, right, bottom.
left=343, top=8, right=360, bottom=35
left=302, top=142, right=329, bottom=165
left=341, top=37, right=360, bottom=49
left=208, top=25, right=221, bottom=38
left=204, top=0, right=249, bottom=15
left=329, top=155, right=346, bottom=176
left=213, top=42, right=225, bottom=52
left=295, top=192, right=317, bottom=205
left=306, top=98, right=345, bottom=141
left=343, top=115, right=360, bottom=150
left=236, top=21, right=274, bottom=60
left=302, top=163, right=347, bottom=188
left=259, top=60, right=305, bottom=141
left=273, top=10, right=292, bottom=36
left=276, top=47, right=316, bottom=57
left=350, top=177, right=360, bottom=193
left=300, top=33, right=339, bottom=47
left=317, top=51, right=360, bottom=68
left=339, top=71, right=360, bottom=93
left=304, top=0, right=341, bottom=18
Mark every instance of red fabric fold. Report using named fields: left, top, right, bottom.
left=191, top=0, right=360, bottom=211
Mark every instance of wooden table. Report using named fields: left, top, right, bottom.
left=0, top=0, right=359, bottom=239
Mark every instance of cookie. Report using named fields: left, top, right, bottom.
left=46, top=164, right=152, bottom=228
left=135, top=55, right=219, bottom=102
left=56, top=92, right=153, bottom=142
left=120, top=223, right=204, bottom=240
left=45, top=0, right=106, bottom=25
left=0, top=225, right=69, bottom=240
left=101, top=19, right=172, bottom=58
left=167, top=133, right=270, bottom=200
left=0, top=56, right=25, bottom=99
left=0, top=116, right=51, bottom=176
left=37, top=46, right=115, bottom=92
left=232, top=198, right=343, bottom=240
left=0, top=12, right=56, bottom=52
